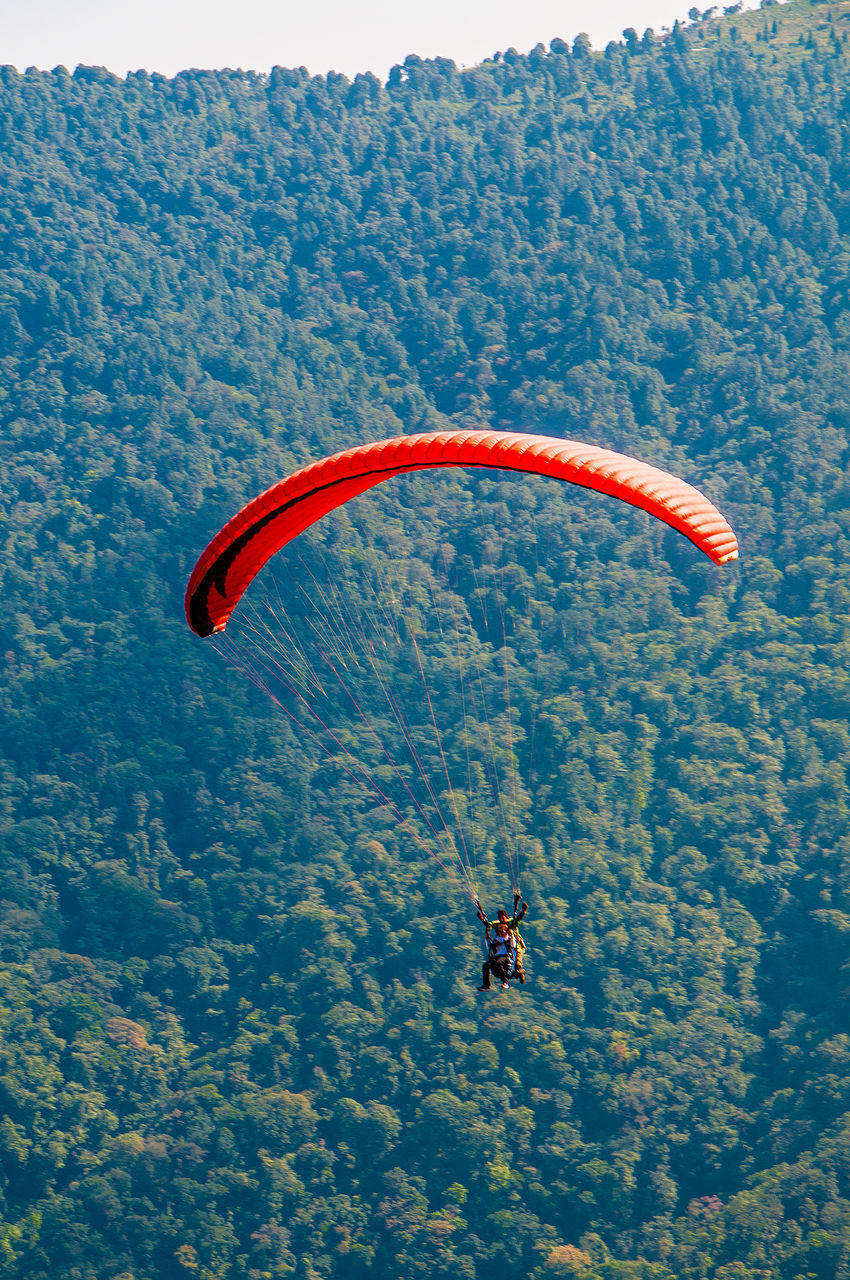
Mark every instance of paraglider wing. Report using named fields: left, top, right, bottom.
left=185, top=430, right=739, bottom=638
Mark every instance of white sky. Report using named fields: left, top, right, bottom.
left=2, top=0, right=719, bottom=81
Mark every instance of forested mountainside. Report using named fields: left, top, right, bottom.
left=4, top=2, right=850, bottom=1275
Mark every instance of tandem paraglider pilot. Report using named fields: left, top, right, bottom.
left=476, top=894, right=528, bottom=991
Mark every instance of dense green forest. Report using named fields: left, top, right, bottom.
left=4, top=1, right=850, bottom=1274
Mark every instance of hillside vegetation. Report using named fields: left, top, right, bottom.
left=3, top=3, right=850, bottom=1275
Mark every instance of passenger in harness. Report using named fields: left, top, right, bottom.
left=475, top=893, right=528, bottom=985
left=478, top=919, right=516, bottom=991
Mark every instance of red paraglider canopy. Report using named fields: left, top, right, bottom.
left=185, top=430, right=739, bottom=638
